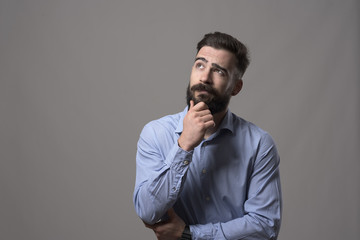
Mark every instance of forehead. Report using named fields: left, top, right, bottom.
left=195, top=46, right=236, bottom=69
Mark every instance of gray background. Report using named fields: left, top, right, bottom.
left=1, top=0, right=359, bottom=239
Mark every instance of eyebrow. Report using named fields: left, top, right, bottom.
left=195, top=57, right=229, bottom=75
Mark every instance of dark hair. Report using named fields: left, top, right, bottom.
left=197, top=32, right=250, bottom=77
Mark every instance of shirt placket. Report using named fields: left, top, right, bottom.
left=199, top=140, right=212, bottom=204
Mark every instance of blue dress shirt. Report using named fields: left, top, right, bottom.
left=133, top=107, right=282, bottom=240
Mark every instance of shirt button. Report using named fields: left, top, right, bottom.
left=202, top=169, right=207, bottom=174
left=205, top=196, right=210, bottom=201
left=183, top=160, right=189, bottom=165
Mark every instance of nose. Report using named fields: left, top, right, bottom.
left=199, top=68, right=212, bottom=84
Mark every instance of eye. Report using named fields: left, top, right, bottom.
left=195, top=62, right=205, bottom=69
left=214, top=68, right=225, bottom=76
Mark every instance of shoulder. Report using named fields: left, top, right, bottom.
left=231, top=112, right=267, bottom=136
left=141, top=110, right=183, bottom=138
left=231, top=114, right=280, bottom=168
left=138, top=110, right=184, bottom=153
left=230, top=112, right=277, bottom=148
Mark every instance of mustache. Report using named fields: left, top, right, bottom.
left=190, top=84, right=217, bottom=95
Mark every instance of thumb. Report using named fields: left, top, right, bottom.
left=189, top=100, right=194, bottom=109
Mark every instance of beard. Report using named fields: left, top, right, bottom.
left=186, top=83, right=231, bottom=115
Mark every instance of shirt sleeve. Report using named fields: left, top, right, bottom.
left=133, top=122, right=193, bottom=225
left=190, top=133, right=282, bottom=240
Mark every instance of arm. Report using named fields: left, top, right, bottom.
left=133, top=123, right=193, bottom=225
left=134, top=101, right=215, bottom=225
left=140, top=133, right=282, bottom=240
left=144, top=209, right=186, bottom=240
left=190, top=134, right=282, bottom=240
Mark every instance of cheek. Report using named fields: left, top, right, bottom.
left=215, top=80, right=231, bottom=93
left=189, top=70, right=198, bottom=84
left=214, top=81, right=234, bottom=97
left=225, top=78, right=237, bottom=90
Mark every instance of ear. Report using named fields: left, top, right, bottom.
left=231, top=79, right=243, bottom=96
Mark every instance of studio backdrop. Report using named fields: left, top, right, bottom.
left=1, top=1, right=359, bottom=239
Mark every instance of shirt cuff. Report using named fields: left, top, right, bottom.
left=164, top=144, right=193, bottom=173
left=190, top=222, right=225, bottom=240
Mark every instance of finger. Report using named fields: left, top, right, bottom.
left=200, top=114, right=215, bottom=127
left=196, top=109, right=212, bottom=117
left=143, top=221, right=158, bottom=229
left=167, top=208, right=176, bottom=218
left=144, top=223, right=154, bottom=229
left=204, top=120, right=216, bottom=128
left=192, top=101, right=209, bottom=111
left=200, top=114, right=214, bottom=123
left=189, top=100, right=194, bottom=109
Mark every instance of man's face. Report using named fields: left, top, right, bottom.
left=187, top=46, right=240, bottom=114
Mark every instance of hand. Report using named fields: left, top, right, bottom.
left=178, top=100, right=215, bottom=151
left=144, top=208, right=186, bottom=240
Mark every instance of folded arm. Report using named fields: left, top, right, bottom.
left=190, top=134, right=282, bottom=240
left=133, top=123, right=193, bottom=225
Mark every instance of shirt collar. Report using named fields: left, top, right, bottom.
left=175, top=107, right=188, bottom=134
left=175, top=107, right=235, bottom=135
left=218, top=109, right=235, bottom=134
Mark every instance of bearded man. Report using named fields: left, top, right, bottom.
left=133, top=32, right=282, bottom=240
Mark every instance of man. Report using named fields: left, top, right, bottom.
left=133, top=32, right=282, bottom=240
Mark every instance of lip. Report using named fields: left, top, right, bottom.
left=196, top=90, right=210, bottom=94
